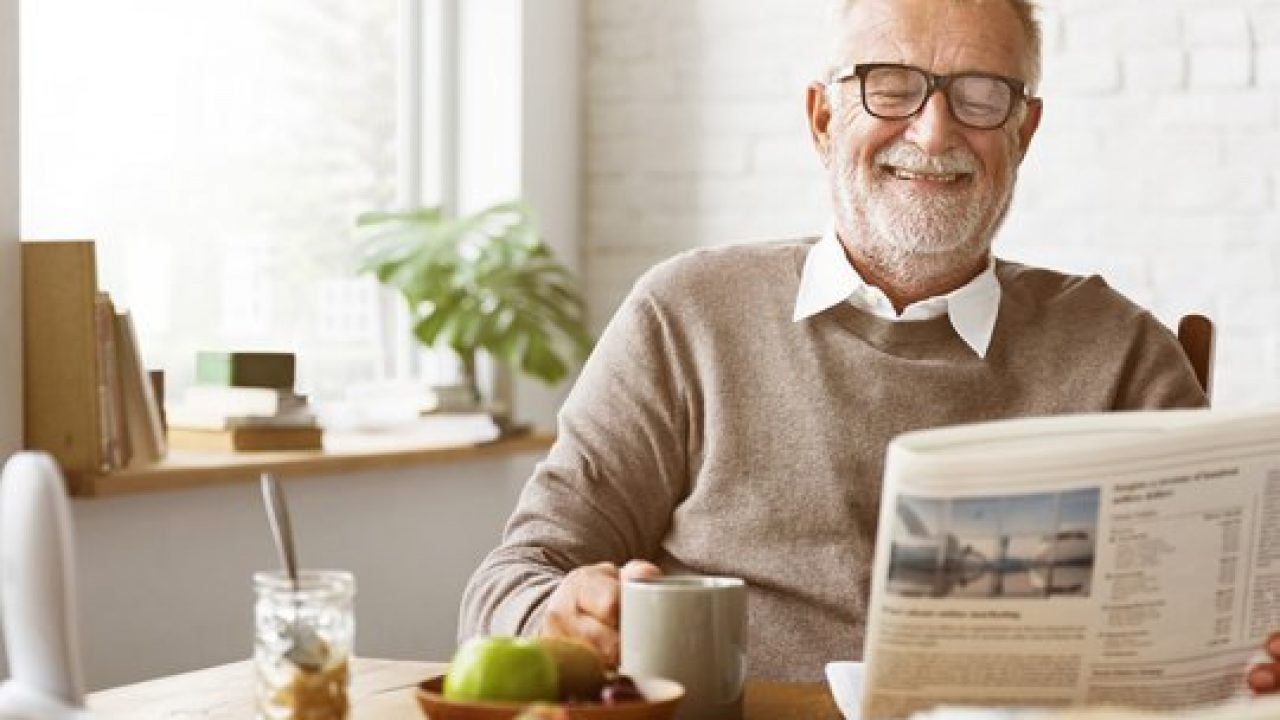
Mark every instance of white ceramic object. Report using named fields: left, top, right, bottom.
left=0, top=452, right=94, bottom=720
left=621, top=576, right=747, bottom=720
left=825, top=661, right=865, bottom=720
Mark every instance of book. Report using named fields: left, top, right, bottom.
left=94, top=292, right=127, bottom=469
left=175, top=385, right=307, bottom=416
left=168, top=385, right=314, bottom=431
left=166, top=409, right=317, bottom=432
left=21, top=241, right=112, bottom=477
left=857, top=409, right=1280, bottom=720
left=195, top=351, right=295, bottom=389
left=114, top=311, right=167, bottom=466
left=148, top=369, right=167, bottom=432
left=167, top=426, right=323, bottom=453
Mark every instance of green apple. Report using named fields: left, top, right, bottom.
left=443, top=636, right=560, bottom=703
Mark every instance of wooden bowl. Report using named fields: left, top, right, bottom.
left=415, top=675, right=684, bottom=720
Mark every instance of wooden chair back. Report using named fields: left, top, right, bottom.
left=1177, top=314, right=1215, bottom=401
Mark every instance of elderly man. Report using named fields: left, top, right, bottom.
left=459, top=0, right=1207, bottom=682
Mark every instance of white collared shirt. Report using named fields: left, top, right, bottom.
left=791, top=226, right=1002, bottom=357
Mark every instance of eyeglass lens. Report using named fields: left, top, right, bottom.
left=862, top=65, right=1014, bottom=129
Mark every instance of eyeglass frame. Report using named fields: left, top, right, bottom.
left=828, top=62, right=1039, bottom=130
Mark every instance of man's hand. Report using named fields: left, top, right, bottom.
left=538, top=559, right=661, bottom=668
left=1248, top=633, right=1280, bottom=693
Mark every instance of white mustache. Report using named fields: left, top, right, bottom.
left=874, top=142, right=978, bottom=175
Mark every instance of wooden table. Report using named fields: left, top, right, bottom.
left=88, top=658, right=842, bottom=719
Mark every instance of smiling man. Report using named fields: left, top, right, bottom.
left=817, top=0, right=1043, bottom=316
left=460, top=0, right=1207, bottom=681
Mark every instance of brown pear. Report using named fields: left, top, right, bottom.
left=535, top=637, right=607, bottom=701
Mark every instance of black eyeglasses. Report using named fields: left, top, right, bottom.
left=829, top=63, right=1034, bottom=130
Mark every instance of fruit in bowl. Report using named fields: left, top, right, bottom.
left=444, top=636, right=561, bottom=703
left=417, top=636, right=684, bottom=720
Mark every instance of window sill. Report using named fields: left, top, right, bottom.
left=71, top=431, right=554, bottom=499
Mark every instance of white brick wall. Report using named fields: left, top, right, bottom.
left=585, top=0, right=1280, bottom=408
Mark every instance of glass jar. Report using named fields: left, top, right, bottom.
left=254, top=570, right=356, bottom=720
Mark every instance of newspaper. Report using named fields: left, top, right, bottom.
left=861, top=408, right=1280, bottom=720
left=911, top=696, right=1280, bottom=720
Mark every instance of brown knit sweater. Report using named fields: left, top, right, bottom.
left=459, top=239, right=1208, bottom=681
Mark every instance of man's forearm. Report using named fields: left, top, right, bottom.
left=458, top=550, right=564, bottom=641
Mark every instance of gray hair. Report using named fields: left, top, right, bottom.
left=829, top=0, right=1043, bottom=91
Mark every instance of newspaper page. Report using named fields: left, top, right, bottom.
left=860, top=409, right=1280, bottom=720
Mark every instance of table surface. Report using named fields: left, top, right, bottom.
left=88, top=658, right=843, bottom=720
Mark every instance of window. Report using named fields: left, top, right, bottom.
left=20, top=0, right=411, bottom=400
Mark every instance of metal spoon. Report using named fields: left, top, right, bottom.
left=260, top=472, right=329, bottom=672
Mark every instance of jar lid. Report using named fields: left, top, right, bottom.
left=253, top=569, right=355, bottom=600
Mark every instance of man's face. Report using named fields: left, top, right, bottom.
left=808, top=0, right=1042, bottom=284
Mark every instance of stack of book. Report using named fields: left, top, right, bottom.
left=167, top=352, right=323, bottom=452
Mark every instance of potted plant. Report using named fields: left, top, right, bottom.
left=357, top=201, right=593, bottom=413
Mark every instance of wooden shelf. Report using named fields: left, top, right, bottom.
left=71, top=432, right=554, bottom=499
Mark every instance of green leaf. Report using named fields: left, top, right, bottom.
left=356, top=207, right=445, bottom=227
left=413, top=291, right=464, bottom=346
left=520, top=330, right=568, bottom=384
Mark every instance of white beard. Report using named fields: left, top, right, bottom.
left=832, top=139, right=1015, bottom=288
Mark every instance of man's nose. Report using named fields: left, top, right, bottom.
left=903, top=91, right=960, bottom=154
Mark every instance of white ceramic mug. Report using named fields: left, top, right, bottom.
left=621, top=576, right=747, bottom=720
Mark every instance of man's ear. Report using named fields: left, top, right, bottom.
left=806, top=82, right=834, bottom=168
left=1015, top=97, right=1043, bottom=162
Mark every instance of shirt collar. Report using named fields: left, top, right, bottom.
left=792, top=225, right=1002, bottom=358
